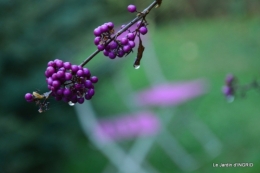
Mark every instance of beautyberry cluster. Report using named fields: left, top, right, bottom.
left=93, top=4, right=148, bottom=60
left=25, top=59, right=98, bottom=112
left=45, top=59, right=97, bottom=103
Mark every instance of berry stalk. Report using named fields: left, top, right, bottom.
left=80, top=0, right=159, bottom=67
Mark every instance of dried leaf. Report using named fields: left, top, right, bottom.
left=134, top=37, right=145, bottom=67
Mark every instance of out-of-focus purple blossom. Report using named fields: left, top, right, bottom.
left=225, top=74, right=235, bottom=86
left=222, top=86, right=234, bottom=97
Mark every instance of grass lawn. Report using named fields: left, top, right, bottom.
left=66, top=17, right=260, bottom=173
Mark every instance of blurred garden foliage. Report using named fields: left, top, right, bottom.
left=1, top=0, right=260, bottom=173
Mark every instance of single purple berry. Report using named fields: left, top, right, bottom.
left=123, top=45, right=131, bottom=52
left=139, top=26, right=148, bottom=35
left=52, top=80, right=61, bottom=89
left=77, top=70, right=84, bottom=77
left=71, top=65, right=79, bottom=73
left=127, top=33, right=135, bottom=40
left=118, top=49, right=125, bottom=57
left=106, top=22, right=114, bottom=29
left=25, top=93, right=33, bottom=102
left=127, top=4, right=136, bottom=13
left=97, top=44, right=105, bottom=51
left=84, top=80, right=92, bottom=88
left=83, top=68, right=91, bottom=77
left=90, top=76, right=98, bottom=83
left=128, top=41, right=135, bottom=48
left=57, top=71, right=65, bottom=79
left=52, top=73, right=58, bottom=80
left=85, top=94, right=92, bottom=100
left=137, top=21, right=144, bottom=27
left=46, top=66, right=55, bottom=77
left=101, top=24, right=109, bottom=32
left=63, top=62, right=71, bottom=69
left=78, top=97, right=85, bottom=104
left=88, top=88, right=95, bottom=97
left=63, top=89, right=71, bottom=97
left=103, top=49, right=109, bottom=56
left=108, top=52, right=116, bottom=59
left=109, top=41, right=118, bottom=49
left=94, top=37, right=101, bottom=45
left=47, top=61, right=55, bottom=67
left=47, top=77, right=53, bottom=85
left=94, top=27, right=102, bottom=36
left=65, top=72, right=72, bottom=80
left=55, top=59, right=63, bottom=68
left=120, top=37, right=128, bottom=45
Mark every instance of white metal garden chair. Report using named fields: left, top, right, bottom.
left=74, top=35, right=222, bottom=173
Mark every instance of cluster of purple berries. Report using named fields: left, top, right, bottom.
left=25, top=59, right=98, bottom=105
left=222, top=74, right=235, bottom=100
left=93, top=4, right=148, bottom=60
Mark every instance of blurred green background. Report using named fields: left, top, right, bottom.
left=1, top=0, right=260, bottom=172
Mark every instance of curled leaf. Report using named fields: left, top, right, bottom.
left=134, top=36, right=145, bottom=68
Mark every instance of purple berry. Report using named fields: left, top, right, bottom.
left=63, top=89, right=71, bottom=97
left=46, top=66, right=55, bottom=77
left=106, top=22, right=114, bottom=29
left=65, top=72, right=72, bottom=80
left=52, top=80, right=61, bottom=88
left=109, top=41, right=118, bottom=49
left=84, top=80, right=92, bottom=88
left=47, top=61, right=55, bottom=67
left=25, top=93, right=33, bottom=102
left=97, top=44, right=105, bottom=51
left=90, top=76, right=98, bottom=83
left=94, top=37, right=101, bottom=45
left=108, top=52, right=116, bottom=59
left=128, top=41, right=135, bottom=48
left=47, top=77, right=53, bottom=85
left=137, top=21, right=144, bottom=27
left=85, top=94, right=92, bottom=100
left=71, top=65, right=79, bottom=73
left=101, top=24, right=109, bottom=32
left=139, top=26, right=148, bottom=35
left=78, top=97, right=85, bottom=104
left=123, top=45, right=131, bottom=52
left=127, top=5, right=136, bottom=13
left=127, top=33, right=135, bottom=40
left=63, top=62, right=71, bottom=69
left=77, top=70, right=84, bottom=77
left=118, top=50, right=125, bottom=57
left=56, top=88, right=64, bottom=96
left=94, top=27, right=102, bottom=36
left=103, top=49, right=109, bottom=56
left=88, top=88, right=95, bottom=97
left=83, top=68, right=91, bottom=77
left=120, top=37, right=128, bottom=45
left=57, top=71, right=65, bottom=79
left=55, top=59, right=63, bottom=68
left=52, top=73, right=58, bottom=80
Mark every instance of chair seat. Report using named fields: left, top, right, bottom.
left=136, top=79, right=208, bottom=107
left=95, top=111, right=160, bottom=142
